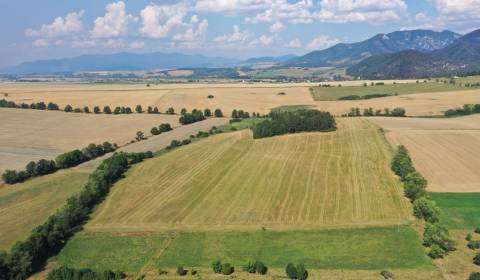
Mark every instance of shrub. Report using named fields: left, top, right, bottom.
left=204, top=108, right=212, bottom=117
left=469, top=272, right=480, bottom=280
left=169, top=140, right=182, bottom=149
left=428, top=244, right=446, bottom=259
left=286, top=263, right=297, bottom=279
left=296, top=264, right=308, bottom=280
left=159, top=123, right=172, bottom=133
left=221, top=263, right=234, bottom=275
left=135, top=131, right=145, bottom=141
left=190, top=269, right=197, bottom=276
left=212, top=261, right=222, bottom=274
left=413, top=197, right=440, bottom=223
left=166, top=107, right=175, bottom=114
left=135, top=105, right=143, bottom=113
left=475, top=227, right=480, bottom=234
left=256, top=261, right=268, bottom=275
left=83, top=106, right=90, bottom=113
left=380, top=270, right=394, bottom=279
left=94, top=106, right=101, bottom=114
left=214, top=109, right=223, bottom=117
left=403, top=171, right=427, bottom=201
left=176, top=266, right=187, bottom=276
left=391, top=107, right=406, bottom=117
left=467, top=233, right=473, bottom=241
left=158, top=269, right=168, bottom=275
left=208, top=95, right=214, bottom=99
left=64, top=105, right=73, bottom=112
left=243, top=260, right=256, bottom=273
left=423, top=222, right=456, bottom=253
left=474, top=252, right=480, bottom=265
left=181, top=139, right=191, bottom=145
left=151, top=127, right=160, bottom=135
left=468, top=240, right=480, bottom=250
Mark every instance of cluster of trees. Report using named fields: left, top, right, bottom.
left=231, top=109, right=250, bottom=119
left=0, top=151, right=153, bottom=280
left=212, top=261, right=234, bottom=275
left=252, top=109, right=336, bottom=139
left=285, top=263, right=308, bottom=280
left=339, top=93, right=391, bottom=100
left=151, top=123, right=173, bottom=135
left=179, top=109, right=206, bottom=125
left=391, top=146, right=455, bottom=258
left=47, top=266, right=126, bottom=280
left=2, top=142, right=116, bottom=184
left=242, top=260, right=268, bottom=275
left=444, top=104, right=480, bottom=117
left=0, top=99, right=61, bottom=111
left=167, top=138, right=192, bottom=150
left=346, top=107, right=406, bottom=117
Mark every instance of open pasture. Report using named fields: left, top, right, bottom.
left=370, top=115, right=480, bottom=192
left=57, top=226, right=433, bottom=273
left=0, top=108, right=179, bottom=173
left=310, top=81, right=467, bottom=101
left=430, top=193, right=480, bottom=229
left=86, top=118, right=411, bottom=232
left=0, top=169, right=89, bottom=250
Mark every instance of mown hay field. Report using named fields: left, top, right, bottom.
left=370, top=115, right=480, bottom=192
left=0, top=108, right=179, bottom=173
left=86, top=118, right=411, bottom=232
left=0, top=169, right=89, bottom=250
left=57, top=226, right=433, bottom=273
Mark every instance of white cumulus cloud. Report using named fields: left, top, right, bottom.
left=25, top=10, right=84, bottom=37
left=140, top=2, right=189, bottom=39
left=213, top=25, right=250, bottom=43
left=91, top=1, right=137, bottom=38
left=316, top=0, right=407, bottom=23
left=249, top=34, right=274, bottom=46
left=307, top=35, right=339, bottom=50
left=129, top=41, right=145, bottom=49
left=288, top=38, right=303, bottom=48
left=195, top=0, right=270, bottom=13
left=269, top=21, right=285, bottom=33
left=173, top=16, right=208, bottom=41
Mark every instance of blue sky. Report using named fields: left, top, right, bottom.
left=0, top=0, right=479, bottom=67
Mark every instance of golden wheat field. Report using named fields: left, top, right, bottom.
left=2, top=82, right=479, bottom=117
left=0, top=108, right=179, bottom=173
left=86, top=118, right=411, bottom=232
left=370, top=115, right=480, bottom=192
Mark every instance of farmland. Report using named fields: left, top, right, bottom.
left=0, top=108, right=179, bottom=173
left=430, top=193, right=480, bottom=229
left=86, top=118, right=411, bottom=231
left=0, top=169, right=89, bottom=250
left=310, top=81, right=469, bottom=101
left=370, top=115, right=480, bottom=192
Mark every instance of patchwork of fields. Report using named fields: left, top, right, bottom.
left=86, top=118, right=411, bottom=232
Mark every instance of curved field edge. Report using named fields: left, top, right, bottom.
left=56, top=226, right=434, bottom=272
left=0, top=169, right=90, bottom=250
left=85, top=118, right=412, bottom=231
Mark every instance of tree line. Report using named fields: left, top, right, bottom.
left=0, top=151, right=153, bottom=280
left=444, top=104, right=480, bottom=117
left=345, top=107, right=406, bottom=117
left=391, top=146, right=455, bottom=259
left=151, top=123, right=173, bottom=136
left=47, top=266, right=126, bottom=280
left=339, top=93, right=391, bottom=100
left=2, top=142, right=117, bottom=184
left=251, top=109, right=336, bottom=139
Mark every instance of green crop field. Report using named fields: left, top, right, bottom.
left=310, top=82, right=468, bottom=101
left=430, top=193, right=480, bottom=229
left=86, top=118, right=411, bottom=232
left=57, top=226, right=433, bottom=273
left=0, top=169, right=89, bottom=250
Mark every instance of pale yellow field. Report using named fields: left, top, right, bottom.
left=370, top=115, right=480, bottom=192
left=0, top=108, right=179, bottom=173
left=3, top=81, right=478, bottom=117
left=87, top=118, right=411, bottom=232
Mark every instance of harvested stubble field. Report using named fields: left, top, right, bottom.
left=370, top=115, right=480, bottom=192
left=86, top=118, right=411, bottom=232
left=0, top=169, right=89, bottom=250
left=3, top=81, right=479, bottom=117
left=0, top=108, right=179, bottom=173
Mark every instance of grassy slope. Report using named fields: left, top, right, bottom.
left=0, top=169, right=89, bottom=250
left=310, top=82, right=467, bottom=101
left=86, top=118, right=411, bottom=231
left=430, top=193, right=480, bottom=229
left=57, top=226, right=433, bottom=272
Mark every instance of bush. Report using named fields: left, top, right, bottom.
left=413, top=197, right=440, bottom=223
left=256, top=261, right=268, bottom=275
left=64, top=105, right=73, bottom=112
left=469, top=272, right=480, bottom=280
left=468, top=240, right=480, bottom=250
left=243, top=260, right=256, bottom=273
left=403, top=171, right=427, bottom=201
left=212, top=260, right=222, bottom=274
left=94, top=106, right=101, bottom=114
left=166, top=107, right=175, bottom=114
left=159, top=123, right=172, bottom=133
left=181, top=139, right=191, bottom=145
left=423, top=222, right=456, bottom=253
left=169, top=140, right=182, bottom=149
left=135, top=105, right=143, bottom=113
left=467, top=233, right=473, bottom=241
left=475, top=227, right=480, bottom=234
left=221, top=263, right=234, bottom=275
left=176, top=266, right=187, bottom=276
left=208, top=95, right=214, bottom=99
left=214, top=109, right=223, bottom=117
left=380, top=270, right=394, bottom=279
left=151, top=127, right=160, bottom=135
left=474, top=252, right=480, bottom=265
left=428, top=244, right=446, bottom=259
left=47, top=266, right=126, bottom=280
left=286, top=263, right=297, bottom=279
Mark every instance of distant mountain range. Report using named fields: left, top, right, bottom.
left=2, top=52, right=240, bottom=74
left=347, top=29, right=480, bottom=79
left=283, top=29, right=460, bottom=67
left=238, top=54, right=297, bottom=66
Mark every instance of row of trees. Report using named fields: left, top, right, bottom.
left=444, top=104, right=480, bottom=117
left=339, top=93, right=391, bottom=100
left=345, top=107, right=406, bottom=117
left=391, top=146, right=455, bottom=258
left=0, top=151, right=153, bottom=280
left=151, top=123, right=173, bottom=135
left=47, top=266, right=126, bottom=280
left=0, top=99, right=60, bottom=111
left=252, top=109, right=336, bottom=139
left=2, top=142, right=117, bottom=184
left=179, top=109, right=206, bottom=125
